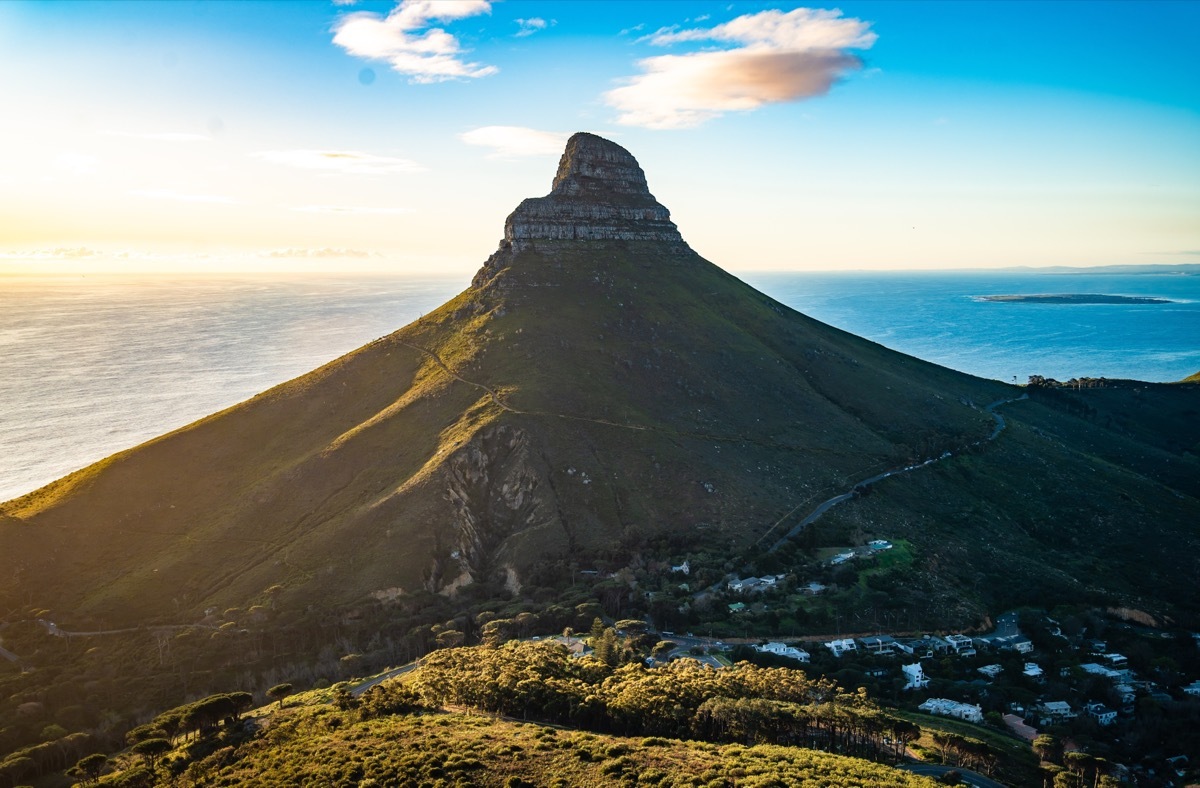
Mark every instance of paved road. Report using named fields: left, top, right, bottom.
left=349, top=661, right=421, bottom=696
left=897, top=762, right=1008, bottom=788
left=768, top=394, right=1028, bottom=553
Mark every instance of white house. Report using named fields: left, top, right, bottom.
left=919, top=698, right=984, bottom=723
left=1023, top=662, right=1045, bottom=680
left=670, top=560, right=690, bottom=575
left=1086, top=702, right=1117, bottom=726
left=756, top=642, right=810, bottom=663
left=978, top=664, right=1003, bottom=679
left=1183, top=680, right=1200, bottom=697
left=826, top=638, right=857, bottom=657
left=1038, top=701, right=1076, bottom=724
left=945, top=634, right=973, bottom=652
left=859, top=635, right=899, bottom=655
left=903, top=663, right=929, bottom=690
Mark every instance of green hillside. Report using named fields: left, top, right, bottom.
left=0, top=133, right=1197, bottom=763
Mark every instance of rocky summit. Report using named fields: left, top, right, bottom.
left=2, top=133, right=1197, bottom=639
left=501, top=133, right=686, bottom=248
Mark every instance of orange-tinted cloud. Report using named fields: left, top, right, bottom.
left=607, top=7, right=875, bottom=129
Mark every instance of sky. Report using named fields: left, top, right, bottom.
left=0, top=0, right=1197, bottom=274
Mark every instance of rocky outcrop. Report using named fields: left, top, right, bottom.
left=434, top=425, right=561, bottom=592
left=501, top=132, right=687, bottom=250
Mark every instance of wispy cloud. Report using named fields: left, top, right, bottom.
left=102, top=130, right=211, bottom=142
left=290, top=204, right=412, bottom=215
left=129, top=188, right=239, bottom=204
left=514, top=17, right=548, bottom=38
left=0, top=247, right=101, bottom=259
left=253, top=149, right=425, bottom=175
left=260, top=247, right=379, bottom=259
left=332, top=0, right=497, bottom=83
left=53, top=151, right=101, bottom=175
left=459, top=126, right=568, bottom=158
left=606, top=7, right=876, bottom=129
left=619, top=23, right=645, bottom=37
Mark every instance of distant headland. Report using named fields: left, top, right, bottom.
left=979, top=293, right=1173, bottom=304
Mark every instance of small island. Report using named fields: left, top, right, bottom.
left=979, top=293, right=1172, bottom=304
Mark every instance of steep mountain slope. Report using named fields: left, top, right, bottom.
left=2, top=133, right=1196, bottom=631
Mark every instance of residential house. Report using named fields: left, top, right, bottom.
left=826, top=638, right=857, bottom=658
left=1080, top=662, right=1122, bottom=680
left=670, top=560, right=690, bottom=575
left=1182, top=679, right=1200, bottom=697
left=1104, top=653, right=1128, bottom=668
left=868, top=539, right=893, bottom=550
left=859, top=635, right=899, bottom=655
left=1085, top=702, right=1117, bottom=726
left=903, top=663, right=929, bottom=690
left=910, top=635, right=952, bottom=657
left=728, top=602, right=747, bottom=614
left=756, top=642, right=810, bottom=663
left=945, top=634, right=975, bottom=654
left=1023, top=662, right=1045, bottom=681
left=550, top=635, right=593, bottom=658
left=978, top=664, right=1003, bottom=679
left=1037, top=701, right=1076, bottom=725
left=995, top=635, right=1034, bottom=654
left=1114, top=683, right=1137, bottom=705
left=919, top=698, right=984, bottom=723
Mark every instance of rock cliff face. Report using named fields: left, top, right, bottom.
left=501, top=132, right=686, bottom=250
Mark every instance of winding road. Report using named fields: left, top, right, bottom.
left=767, top=394, right=1028, bottom=553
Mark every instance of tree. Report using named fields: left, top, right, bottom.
left=131, top=737, right=171, bottom=767
left=266, top=683, right=294, bottom=709
left=74, top=753, right=107, bottom=784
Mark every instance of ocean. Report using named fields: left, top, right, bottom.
left=1, top=270, right=1196, bottom=501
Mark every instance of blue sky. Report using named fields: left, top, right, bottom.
left=1, top=0, right=1197, bottom=272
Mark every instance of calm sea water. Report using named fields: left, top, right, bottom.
left=1, top=270, right=1196, bottom=501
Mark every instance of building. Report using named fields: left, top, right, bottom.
left=1080, top=662, right=1122, bottom=679
left=1182, top=680, right=1200, bottom=697
left=978, top=664, right=1003, bottom=679
left=670, top=560, right=690, bottom=575
left=993, top=635, right=1034, bottom=654
left=826, top=638, right=857, bottom=657
left=1085, top=702, right=1117, bottom=726
left=903, top=663, right=929, bottom=690
left=1037, top=701, right=1076, bottom=725
left=755, top=642, right=810, bottom=663
left=859, top=635, right=899, bottom=655
left=945, top=634, right=974, bottom=653
left=1023, top=662, right=1045, bottom=681
left=919, top=698, right=984, bottom=723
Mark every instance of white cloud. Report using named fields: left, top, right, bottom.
left=261, top=248, right=378, bottom=258
left=0, top=247, right=100, bottom=259
left=331, top=0, right=358, bottom=5
left=253, top=149, right=425, bottom=175
left=129, top=189, right=239, bottom=204
left=332, top=0, right=497, bottom=83
left=102, top=130, right=211, bottom=142
left=606, top=7, right=875, bottom=129
left=459, top=126, right=569, bottom=158
left=290, top=204, right=412, bottom=215
left=514, top=17, right=547, bottom=37
left=619, top=23, right=645, bottom=36
left=53, top=151, right=100, bottom=175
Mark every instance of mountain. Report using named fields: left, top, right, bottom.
left=2, top=133, right=1198, bottom=633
